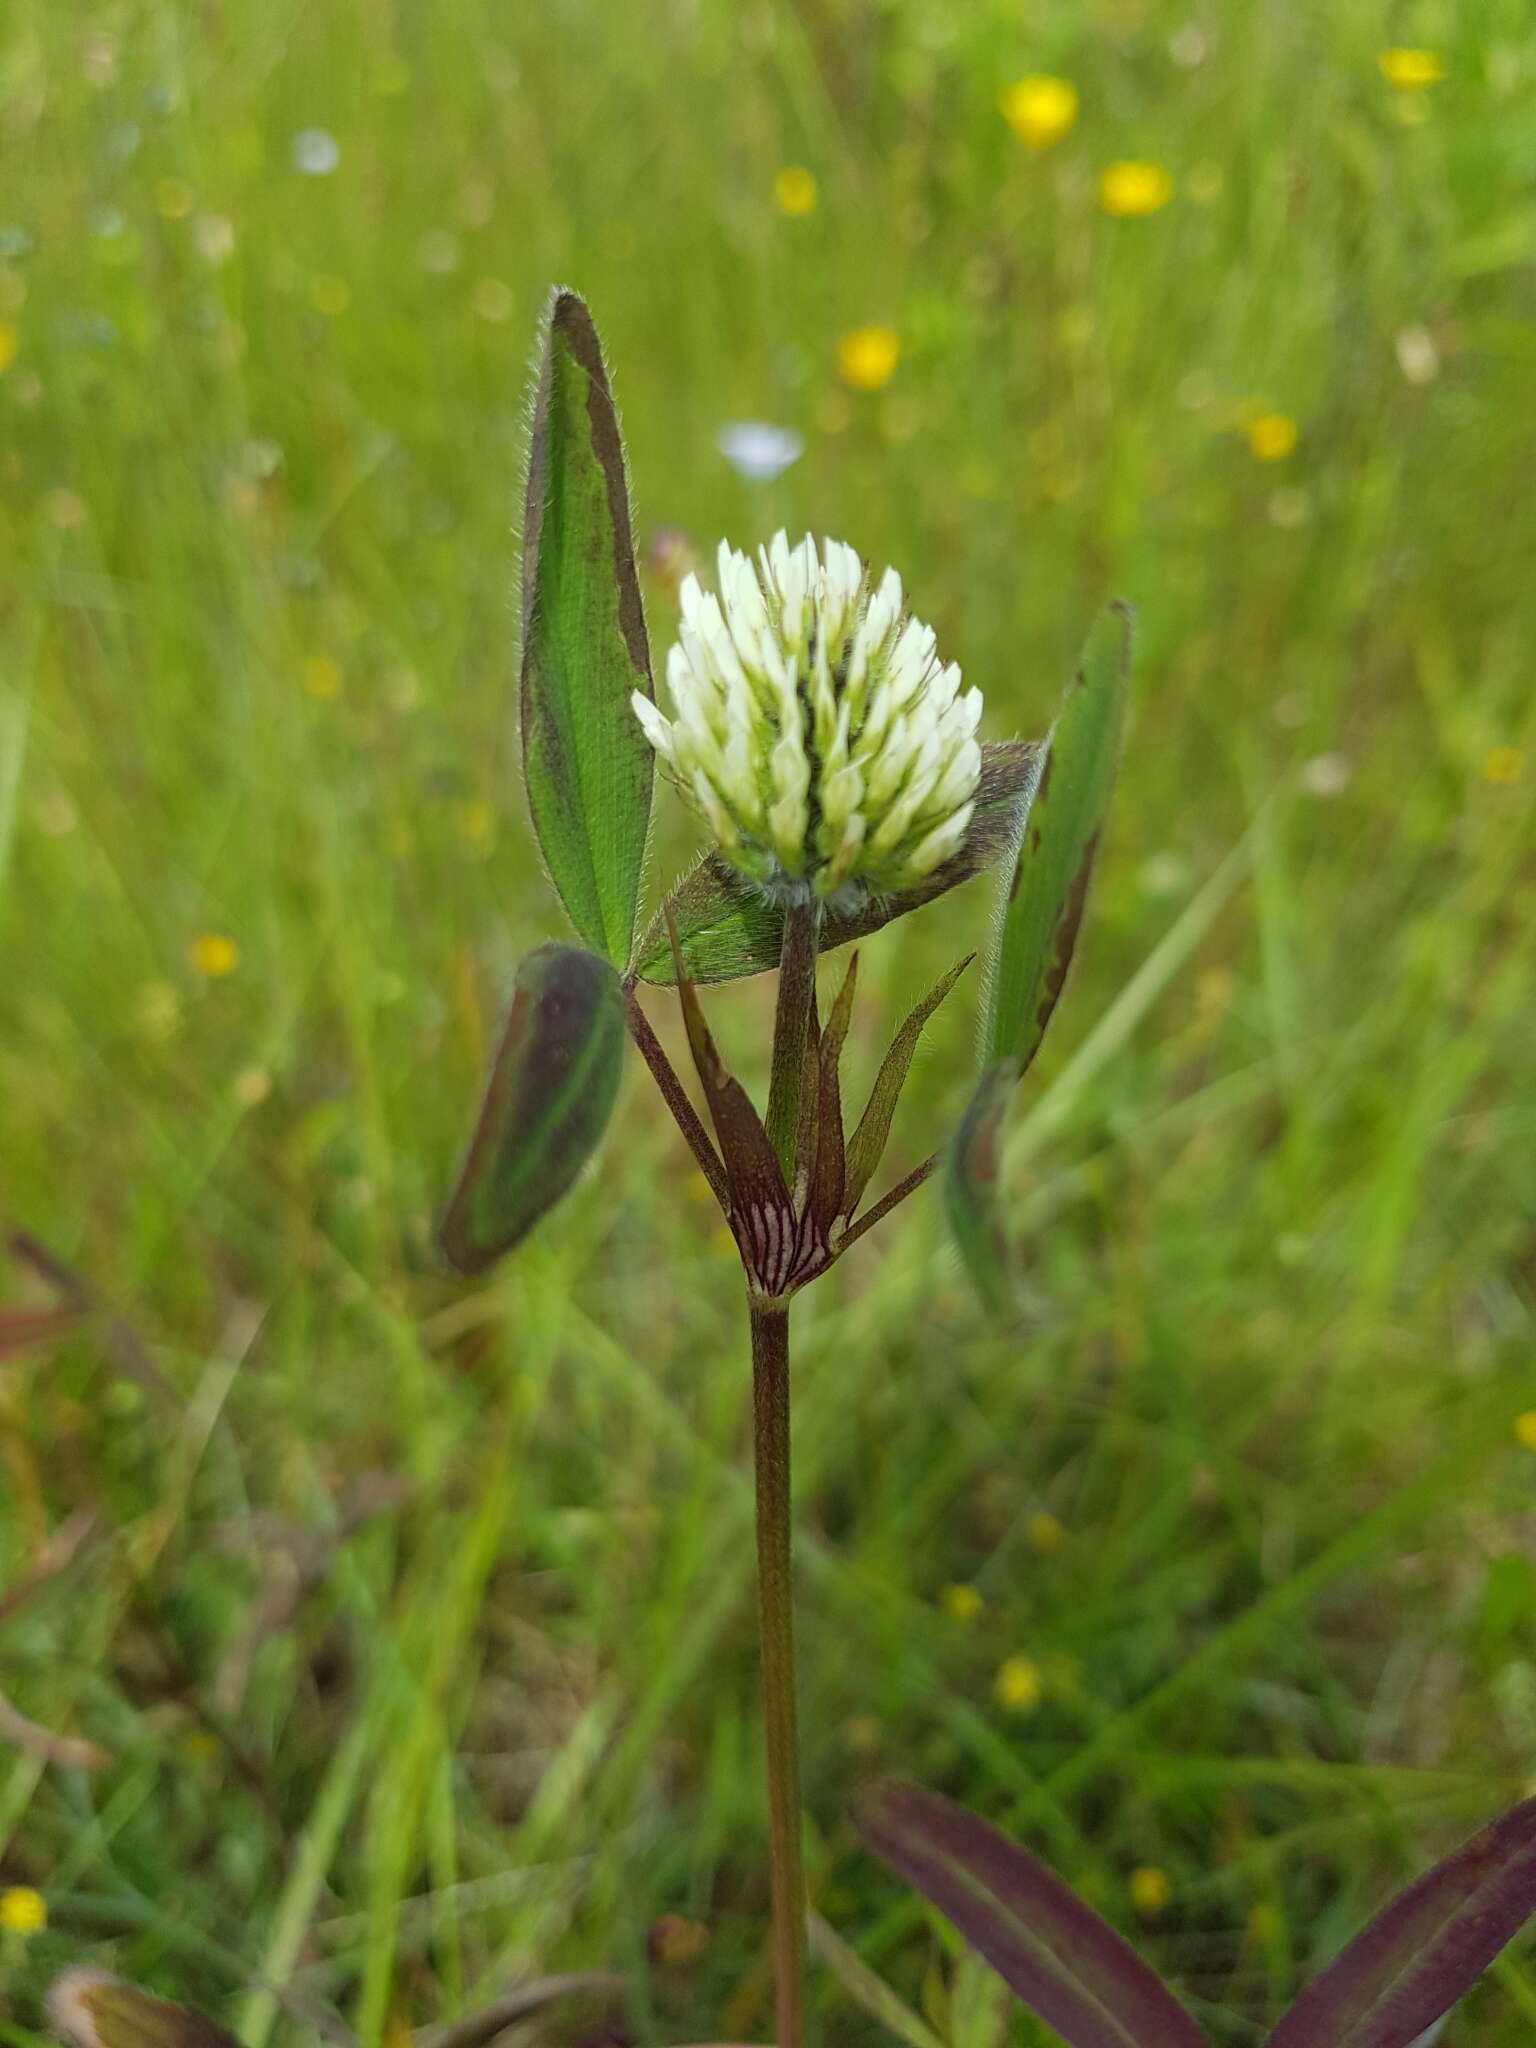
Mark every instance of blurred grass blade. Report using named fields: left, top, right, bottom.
left=981, top=606, right=1133, bottom=1073
left=1268, top=1796, right=1536, bottom=2048
left=808, top=1909, right=946, bottom=2048
left=637, top=743, right=1039, bottom=984
left=439, top=944, right=625, bottom=1275
left=50, top=1972, right=241, bottom=2048
left=943, top=1061, right=1018, bottom=1319
left=844, top=953, right=973, bottom=1217
left=520, top=288, right=654, bottom=965
left=1008, top=832, right=1252, bottom=1165
left=855, top=1784, right=1206, bottom=2048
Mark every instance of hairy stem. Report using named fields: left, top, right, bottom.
left=749, top=1296, right=807, bottom=2048
left=765, top=900, right=819, bottom=1181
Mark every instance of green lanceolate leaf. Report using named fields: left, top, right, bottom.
left=50, top=1972, right=241, bottom=2048
left=520, top=289, right=654, bottom=965
left=806, top=952, right=858, bottom=1235
left=855, top=1785, right=1206, bottom=2048
left=439, top=944, right=625, bottom=1275
left=943, top=1059, right=1019, bottom=1320
left=980, top=605, right=1133, bottom=1074
left=1268, top=1794, right=1536, bottom=2048
left=843, top=953, right=973, bottom=1218
left=635, top=742, right=1040, bottom=985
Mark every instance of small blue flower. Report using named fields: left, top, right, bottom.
left=715, top=420, right=804, bottom=482
left=291, top=129, right=341, bottom=176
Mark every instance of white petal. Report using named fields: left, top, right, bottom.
left=901, top=802, right=974, bottom=879
left=632, top=692, right=675, bottom=762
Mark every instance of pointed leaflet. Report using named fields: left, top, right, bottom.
left=439, top=945, right=625, bottom=1275
left=1268, top=1796, right=1536, bottom=2048
left=981, top=606, right=1133, bottom=1073
left=635, top=743, right=1040, bottom=985
left=807, top=952, right=858, bottom=1235
left=943, top=1060, right=1018, bottom=1320
left=855, top=1784, right=1206, bottom=2048
left=50, top=1972, right=240, bottom=2048
left=843, top=954, right=973, bottom=1218
left=520, top=289, right=654, bottom=965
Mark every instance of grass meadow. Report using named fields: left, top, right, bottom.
left=3, top=0, right=1536, bottom=2041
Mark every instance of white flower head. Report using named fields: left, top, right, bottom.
left=633, top=531, right=983, bottom=907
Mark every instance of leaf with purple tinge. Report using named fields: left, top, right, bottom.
left=635, top=743, right=1041, bottom=985
left=1268, top=1795, right=1536, bottom=2048
left=980, top=606, right=1132, bottom=1076
left=439, top=944, right=626, bottom=1275
left=843, top=954, right=973, bottom=1218
left=50, top=1971, right=241, bottom=2048
left=856, top=1784, right=1207, bottom=2048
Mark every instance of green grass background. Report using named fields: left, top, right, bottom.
left=3, top=0, right=1536, bottom=2042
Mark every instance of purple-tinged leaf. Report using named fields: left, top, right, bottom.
left=942, top=1060, right=1018, bottom=1319
left=439, top=944, right=625, bottom=1275
left=856, top=1784, right=1206, bottom=2048
left=49, top=1971, right=241, bottom=2048
left=843, top=953, right=973, bottom=1219
left=664, top=912, right=802, bottom=1294
left=520, top=290, right=655, bottom=966
left=981, top=606, right=1132, bottom=1075
left=1268, top=1795, right=1536, bottom=2048
left=636, top=743, right=1041, bottom=985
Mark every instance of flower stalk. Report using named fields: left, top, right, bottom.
left=749, top=1295, right=807, bottom=2048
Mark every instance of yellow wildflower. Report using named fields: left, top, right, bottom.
left=190, top=933, right=238, bottom=978
left=303, top=654, right=342, bottom=699
left=1000, top=76, right=1079, bottom=151
left=0, top=1886, right=46, bottom=1935
left=649, top=1912, right=710, bottom=1965
left=773, top=165, right=818, bottom=216
left=940, top=1582, right=984, bottom=1624
left=994, top=1655, right=1043, bottom=1713
left=1515, top=1411, right=1536, bottom=1451
left=1483, top=746, right=1522, bottom=785
left=1027, top=1511, right=1065, bottom=1554
left=456, top=798, right=496, bottom=850
left=309, top=274, right=350, bottom=317
left=1247, top=1900, right=1284, bottom=1943
left=154, top=178, right=194, bottom=220
left=1247, top=413, right=1299, bottom=462
left=472, top=277, right=515, bottom=323
left=1097, top=161, right=1173, bottom=218
left=0, top=323, right=18, bottom=374
left=232, top=1066, right=273, bottom=1110
left=1129, top=1866, right=1171, bottom=1916
left=1378, top=48, right=1443, bottom=88
left=837, top=325, right=900, bottom=391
